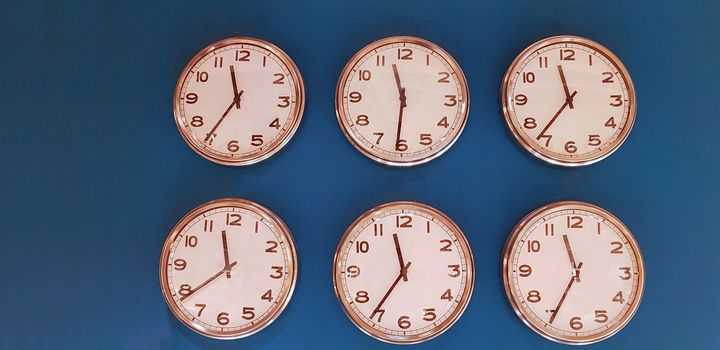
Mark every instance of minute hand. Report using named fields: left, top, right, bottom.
left=204, top=90, right=244, bottom=143
left=373, top=261, right=412, bottom=312
left=180, top=261, right=238, bottom=301
left=548, top=261, right=583, bottom=324
left=536, top=90, right=577, bottom=141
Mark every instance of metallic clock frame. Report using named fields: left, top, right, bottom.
left=173, top=37, right=305, bottom=166
left=159, top=198, right=298, bottom=339
left=502, top=201, right=645, bottom=344
left=335, top=36, right=470, bottom=167
left=332, top=201, right=475, bottom=344
left=501, top=35, right=637, bottom=166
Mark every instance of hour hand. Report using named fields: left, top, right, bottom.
left=222, top=230, right=231, bottom=278
left=392, top=64, right=403, bottom=95
left=230, top=65, right=241, bottom=109
left=562, top=234, right=578, bottom=269
left=393, top=234, right=408, bottom=281
left=557, top=65, right=574, bottom=109
left=399, top=88, right=407, bottom=109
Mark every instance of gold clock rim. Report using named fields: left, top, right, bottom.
left=159, top=198, right=298, bottom=340
left=173, top=36, right=305, bottom=166
left=332, top=201, right=475, bottom=344
left=500, top=35, right=637, bottom=167
left=501, top=200, right=645, bottom=345
left=335, top=36, right=470, bottom=167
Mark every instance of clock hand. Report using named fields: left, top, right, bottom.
left=392, top=64, right=404, bottom=101
left=548, top=261, right=583, bottom=324
left=230, top=65, right=241, bottom=109
left=222, top=230, right=231, bottom=278
left=393, top=234, right=408, bottom=281
left=392, top=64, right=407, bottom=151
left=204, top=90, right=244, bottom=143
left=557, top=65, right=574, bottom=109
left=372, top=261, right=412, bottom=313
left=179, top=261, right=238, bottom=301
left=394, top=88, right=407, bottom=151
left=536, top=90, right=577, bottom=141
left=562, top=234, right=578, bottom=270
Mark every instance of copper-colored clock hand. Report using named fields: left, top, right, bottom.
left=204, top=90, right=244, bottom=143
left=230, top=65, right=241, bottom=109
left=557, top=65, right=574, bottom=109
left=391, top=64, right=408, bottom=151
left=391, top=64, right=404, bottom=103
left=373, top=261, right=412, bottom=313
left=562, top=234, right=578, bottom=270
left=394, top=89, right=407, bottom=151
left=392, top=234, right=408, bottom=281
left=222, top=230, right=231, bottom=278
left=179, top=261, right=238, bottom=301
left=536, top=90, right=577, bottom=141
left=548, top=261, right=583, bottom=324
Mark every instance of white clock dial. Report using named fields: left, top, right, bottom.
left=503, top=201, right=644, bottom=344
left=502, top=35, right=636, bottom=166
left=336, top=36, right=469, bottom=166
left=160, top=199, right=297, bottom=339
left=174, top=37, right=304, bottom=166
left=334, top=202, right=474, bottom=344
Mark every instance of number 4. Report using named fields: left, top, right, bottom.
left=261, top=289, right=273, bottom=302
left=269, top=118, right=281, bottom=129
left=605, top=117, right=617, bottom=128
left=437, top=116, right=449, bottom=128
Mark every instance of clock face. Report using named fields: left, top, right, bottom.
left=159, top=198, right=297, bottom=339
left=333, top=201, right=474, bottom=344
left=501, top=35, right=636, bottom=166
left=174, top=37, right=304, bottom=166
left=502, top=201, right=644, bottom=344
left=336, top=36, right=469, bottom=166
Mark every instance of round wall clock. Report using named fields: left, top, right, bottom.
left=173, top=37, right=305, bottom=166
left=335, top=36, right=470, bottom=167
left=501, top=35, right=636, bottom=166
left=333, top=201, right=474, bottom=344
left=159, top=198, right=297, bottom=339
left=502, top=201, right=644, bottom=345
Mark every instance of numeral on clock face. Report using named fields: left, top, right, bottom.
left=160, top=199, right=298, bottom=339
left=502, top=36, right=636, bottom=166
left=334, top=202, right=474, bottom=344
left=503, top=201, right=645, bottom=344
left=336, top=36, right=469, bottom=166
left=174, top=37, right=305, bottom=166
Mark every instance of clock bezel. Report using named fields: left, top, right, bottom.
left=335, top=36, right=470, bottom=167
left=501, top=201, right=645, bottom=345
left=159, top=198, right=298, bottom=339
left=501, top=35, right=637, bottom=167
left=173, top=37, right=305, bottom=166
left=332, top=201, right=475, bottom=344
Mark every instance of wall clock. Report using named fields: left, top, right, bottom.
left=501, top=35, right=636, bottom=166
left=159, top=198, right=298, bottom=339
left=173, top=37, right=305, bottom=166
left=333, top=201, right=474, bottom=344
left=502, top=201, right=644, bottom=344
left=335, top=36, right=469, bottom=167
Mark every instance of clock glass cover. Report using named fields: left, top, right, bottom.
left=159, top=198, right=297, bottom=339
left=336, top=36, right=469, bottom=166
left=501, top=35, right=636, bottom=166
left=333, top=201, right=474, bottom=344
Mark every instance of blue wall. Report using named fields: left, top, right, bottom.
left=1, top=0, right=718, bottom=349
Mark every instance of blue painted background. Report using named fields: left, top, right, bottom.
left=1, top=0, right=718, bottom=349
